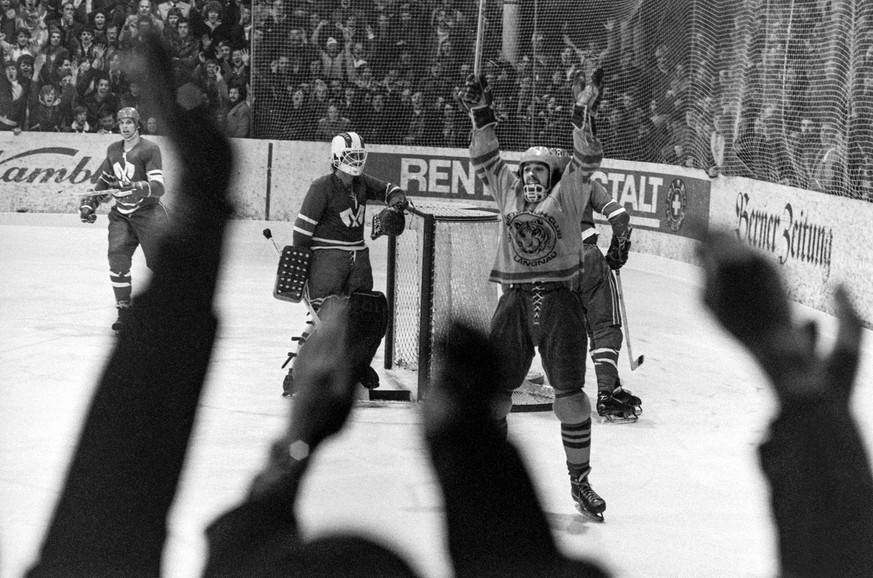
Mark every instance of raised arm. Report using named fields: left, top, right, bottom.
left=461, top=73, right=518, bottom=201
left=698, top=230, right=873, bottom=578
left=27, top=34, right=233, bottom=577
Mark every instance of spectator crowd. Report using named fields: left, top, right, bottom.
left=0, top=0, right=252, bottom=137
left=2, top=0, right=872, bottom=200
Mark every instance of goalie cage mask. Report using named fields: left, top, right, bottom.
left=331, top=131, right=367, bottom=176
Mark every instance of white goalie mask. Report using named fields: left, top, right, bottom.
left=519, top=146, right=560, bottom=203
left=330, top=131, right=368, bottom=176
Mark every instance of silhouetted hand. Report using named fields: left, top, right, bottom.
left=285, top=297, right=356, bottom=449
left=423, top=321, right=503, bottom=442
left=698, top=229, right=862, bottom=400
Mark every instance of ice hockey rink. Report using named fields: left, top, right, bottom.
left=2, top=211, right=873, bottom=578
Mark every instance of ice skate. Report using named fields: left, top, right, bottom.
left=571, top=474, right=606, bottom=521
left=111, top=304, right=131, bottom=333
left=597, top=382, right=641, bottom=423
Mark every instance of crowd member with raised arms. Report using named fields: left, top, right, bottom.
left=78, top=105, right=167, bottom=332
left=461, top=69, right=610, bottom=519
left=698, top=229, right=873, bottom=578
left=26, top=32, right=232, bottom=577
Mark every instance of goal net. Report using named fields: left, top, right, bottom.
left=249, top=0, right=872, bottom=199
left=385, top=202, right=499, bottom=400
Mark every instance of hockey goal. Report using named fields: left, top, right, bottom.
left=385, top=201, right=500, bottom=400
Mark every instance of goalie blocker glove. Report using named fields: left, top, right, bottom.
left=605, top=227, right=632, bottom=270
left=461, top=73, right=497, bottom=130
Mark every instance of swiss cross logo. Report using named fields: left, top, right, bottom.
left=340, top=205, right=366, bottom=228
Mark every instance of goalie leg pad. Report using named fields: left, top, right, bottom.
left=274, top=246, right=313, bottom=302
left=346, top=291, right=389, bottom=380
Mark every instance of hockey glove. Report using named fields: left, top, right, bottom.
left=79, top=204, right=97, bottom=224
left=461, top=73, right=497, bottom=130
left=371, top=205, right=406, bottom=239
left=605, top=227, right=632, bottom=270
left=571, top=67, right=604, bottom=130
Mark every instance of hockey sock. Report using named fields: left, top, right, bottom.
left=591, top=346, right=620, bottom=392
left=590, top=326, right=622, bottom=393
left=561, top=417, right=592, bottom=479
left=110, top=270, right=132, bottom=306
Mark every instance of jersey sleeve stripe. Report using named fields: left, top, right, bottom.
left=292, top=226, right=313, bottom=237
left=297, top=214, right=318, bottom=225
left=604, top=204, right=627, bottom=219
left=471, top=148, right=499, bottom=166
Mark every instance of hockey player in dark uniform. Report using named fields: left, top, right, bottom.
left=79, top=106, right=168, bottom=332
left=284, top=130, right=407, bottom=397
left=569, top=67, right=641, bottom=422
left=462, top=71, right=621, bottom=520
left=578, top=188, right=642, bottom=422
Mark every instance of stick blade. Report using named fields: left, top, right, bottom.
left=630, top=355, right=645, bottom=371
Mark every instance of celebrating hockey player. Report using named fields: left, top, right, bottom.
left=461, top=71, right=610, bottom=520
left=284, top=131, right=407, bottom=397
left=79, top=106, right=168, bottom=332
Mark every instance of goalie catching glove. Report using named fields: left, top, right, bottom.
left=605, top=227, right=632, bottom=270
left=371, top=203, right=406, bottom=240
left=460, top=73, right=497, bottom=130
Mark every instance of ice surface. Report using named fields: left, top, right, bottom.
left=2, top=212, right=872, bottom=578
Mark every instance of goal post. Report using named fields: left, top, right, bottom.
left=384, top=202, right=500, bottom=401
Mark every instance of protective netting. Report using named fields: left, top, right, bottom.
left=388, top=203, right=498, bottom=391
left=249, top=0, right=873, bottom=199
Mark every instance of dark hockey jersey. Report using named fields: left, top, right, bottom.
left=292, top=172, right=404, bottom=251
left=95, top=138, right=165, bottom=215
left=580, top=180, right=629, bottom=243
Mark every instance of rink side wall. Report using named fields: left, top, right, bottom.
left=1, top=133, right=870, bottom=325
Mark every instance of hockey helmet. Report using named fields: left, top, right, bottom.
left=519, top=146, right=561, bottom=202
left=330, top=131, right=367, bottom=176
left=116, top=106, right=141, bottom=130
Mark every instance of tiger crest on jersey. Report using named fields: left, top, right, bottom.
left=506, top=211, right=561, bottom=266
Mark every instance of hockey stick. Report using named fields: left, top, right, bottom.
left=614, top=270, right=644, bottom=371
left=60, top=188, right=121, bottom=198
left=473, top=0, right=486, bottom=75
left=263, top=228, right=320, bottom=325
